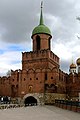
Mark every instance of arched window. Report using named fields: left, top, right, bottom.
left=45, top=73, right=47, bottom=80
left=48, top=37, right=51, bottom=50
left=28, top=85, right=33, bottom=92
left=36, top=35, right=40, bottom=50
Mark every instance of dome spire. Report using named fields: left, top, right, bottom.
left=32, top=1, right=52, bottom=38
left=40, top=1, right=44, bottom=25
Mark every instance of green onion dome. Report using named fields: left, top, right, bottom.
left=32, top=24, right=51, bottom=37
left=31, top=3, right=52, bottom=38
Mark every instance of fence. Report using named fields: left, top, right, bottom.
left=55, top=99, right=80, bottom=113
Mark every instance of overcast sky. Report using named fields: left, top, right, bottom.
left=0, top=0, right=80, bottom=76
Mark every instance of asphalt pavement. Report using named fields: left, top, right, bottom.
left=0, top=105, right=80, bottom=120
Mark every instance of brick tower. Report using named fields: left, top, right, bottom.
left=21, top=3, right=62, bottom=105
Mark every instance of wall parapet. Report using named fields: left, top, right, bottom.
left=22, top=49, right=59, bottom=64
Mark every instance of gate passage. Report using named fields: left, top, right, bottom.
left=24, top=96, right=37, bottom=106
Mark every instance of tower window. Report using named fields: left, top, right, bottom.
left=45, top=73, right=47, bottom=80
left=36, top=35, right=40, bottom=50
left=28, top=85, right=33, bottom=92
left=48, top=37, right=51, bottom=50
left=36, top=78, right=38, bottom=80
left=51, top=77, right=53, bottom=79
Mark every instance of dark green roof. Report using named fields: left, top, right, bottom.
left=31, top=3, right=52, bottom=38
left=32, top=24, right=51, bottom=36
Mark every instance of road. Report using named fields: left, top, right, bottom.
left=0, top=105, right=80, bottom=120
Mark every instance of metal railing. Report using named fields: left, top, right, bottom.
left=55, top=99, right=80, bottom=107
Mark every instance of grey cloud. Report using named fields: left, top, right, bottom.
left=0, top=0, right=80, bottom=73
left=0, top=0, right=39, bottom=43
left=44, top=0, right=79, bottom=44
left=0, top=0, right=79, bottom=44
left=60, top=60, right=71, bottom=73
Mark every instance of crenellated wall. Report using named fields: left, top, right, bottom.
left=22, top=49, right=59, bottom=70
left=22, top=50, right=59, bottom=63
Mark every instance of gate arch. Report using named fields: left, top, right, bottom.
left=23, top=94, right=40, bottom=106
left=24, top=96, right=37, bottom=106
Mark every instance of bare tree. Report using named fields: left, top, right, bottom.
left=6, top=70, right=11, bottom=77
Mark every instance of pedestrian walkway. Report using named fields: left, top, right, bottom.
left=0, top=105, right=80, bottom=120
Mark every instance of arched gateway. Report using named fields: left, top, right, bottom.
left=24, top=96, right=37, bottom=106
left=23, top=94, right=40, bottom=106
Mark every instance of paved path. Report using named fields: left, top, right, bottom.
left=0, top=105, right=80, bottom=120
